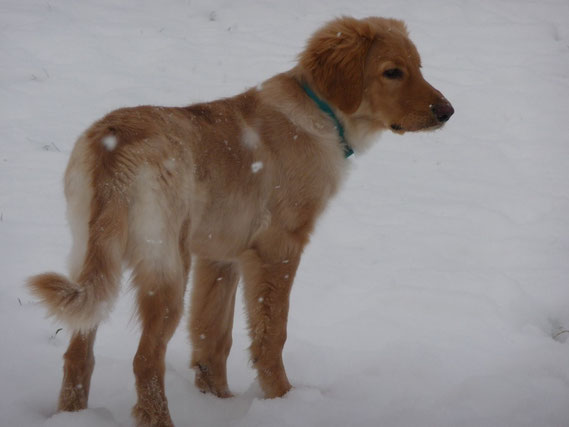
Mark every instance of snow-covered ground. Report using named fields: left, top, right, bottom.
left=2, top=0, right=569, bottom=426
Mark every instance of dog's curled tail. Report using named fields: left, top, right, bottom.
left=28, top=269, right=119, bottom=332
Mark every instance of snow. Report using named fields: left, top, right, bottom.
left=251, top=161, right=263, bottom=173
left=242, top=126, right=260, bottom=150
left=1, top=0, right=569, bottom=426
left=101, top=135, right=117, bottom=151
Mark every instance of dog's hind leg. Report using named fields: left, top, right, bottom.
left=189, top=258, right=239, bottom=398
left=58, top=328, right=97, bottom=411
left=50, top=203, right=126, bottom=411
left=131, top=262, right=186, bottom=427
left=28, top=158, right=128, bottom=412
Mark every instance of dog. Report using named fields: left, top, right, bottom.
left=28, top=16, right=453, bottom=426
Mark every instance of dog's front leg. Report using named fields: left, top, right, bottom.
left=239, top=243, right=301, bottom=398
left=189, top=258, right=239, bottom=398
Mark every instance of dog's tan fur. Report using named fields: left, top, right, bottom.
left=28, top=17, right=452, bottom=426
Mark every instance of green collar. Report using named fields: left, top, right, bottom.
left=301, top=83, right=354, bottom=158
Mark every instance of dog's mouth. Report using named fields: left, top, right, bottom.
left=390, top=123, right=405, bottom=135
left=390, top=121, right=444, bottom=134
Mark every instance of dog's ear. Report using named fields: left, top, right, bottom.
left=299, top=17, right=374, bottom=114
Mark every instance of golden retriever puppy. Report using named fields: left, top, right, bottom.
left=29, top=16, right=453, bottom=426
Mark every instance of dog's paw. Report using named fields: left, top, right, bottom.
left=194, top=364, right=233, bottom=398
left=131, top=403, right=174, bottom=427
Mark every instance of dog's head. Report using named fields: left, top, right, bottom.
left=299, top=17, right=453, bottom=135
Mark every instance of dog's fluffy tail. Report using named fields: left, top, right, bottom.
left=28, top=269, right=119, bottom=332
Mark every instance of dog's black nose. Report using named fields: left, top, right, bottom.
left=431, top=102, right=454, bottom=123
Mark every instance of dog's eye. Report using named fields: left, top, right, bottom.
left=383, top=68, right=404, bottom=79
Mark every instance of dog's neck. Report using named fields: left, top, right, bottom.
left=300, top=82, right=354, bottom=158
